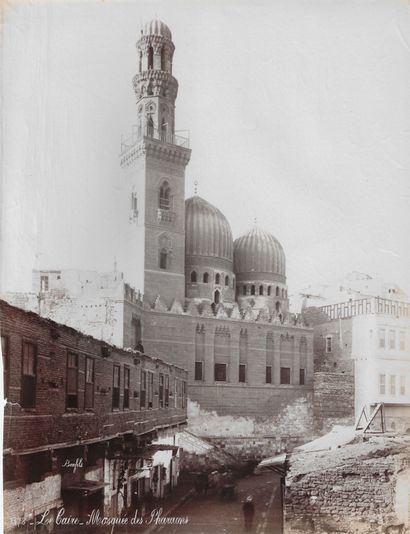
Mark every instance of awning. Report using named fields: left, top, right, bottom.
left=255, top=453, right=287, bottom=477
left=108, top=444, right=179, bottom=460
left=63, top=480, right=105, bottom=496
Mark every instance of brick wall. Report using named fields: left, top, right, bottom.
left=1, top=299, right=187, bottom=453
left=284, top=436, right=410, bottom=534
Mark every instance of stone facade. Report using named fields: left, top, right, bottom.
left=284, top=436, right=410, bottom=534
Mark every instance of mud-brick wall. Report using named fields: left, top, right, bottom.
left=313, top=360, right=355, bottom=433
left=284, top=439, right=410, bottom=534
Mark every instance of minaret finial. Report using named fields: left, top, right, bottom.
left=194, top=180, right=199, bottom=195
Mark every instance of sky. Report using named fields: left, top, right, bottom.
left=1, top=0, right=410, bottom=305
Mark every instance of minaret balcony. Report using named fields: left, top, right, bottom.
left=121, top=126, right=189, bottom=154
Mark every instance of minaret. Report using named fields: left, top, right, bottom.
left=120, top=20, right=191, bottom=306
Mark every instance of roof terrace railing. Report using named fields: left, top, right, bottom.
left=120, top=125, right=189, bottom=155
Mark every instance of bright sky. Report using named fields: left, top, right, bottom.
left=2, top=0, right=410, bottom=303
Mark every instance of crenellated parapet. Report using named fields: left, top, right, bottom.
left=147, top=293, right=307, bottom=327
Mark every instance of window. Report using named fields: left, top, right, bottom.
left=215, top=273, right=221, bottom=285
left=379, top=374, right=386, bottom=395
left=113, top=365, right=120, bottom=410
left=1, top=336, right=9, bottom=399
left=389, top=330, right=396, bottom=350
left=66, top=352, right=79, bottom=409
left=259, top=285, right=264, bottom=296
left=159, top=373, right=164, bottom=408
left=239, top=364, right=246, bottom=383
left=389, top=375, right=396, bottom=396
left=276, top=286, right=280, bottom=297
left=159, top=181, right=172, bottom=210
left=251, top=285, right=255, bottom=296
left=164, top=375, right=169, bottom=407
left=195, top=361, right=203, bottom=381
left=266, top=366, right=272, bottom=384
left=147, top=116, right=154, bottom=137
left=124, top=367, right=130, bottom=409
left=131, top=193, right=138, bottom=220
left=275, top=301, right=281, bottom=312
left=214, top=290, right=220, bottom=305
left=379, top=329, right=386, bottom=349
left=399, top=331, right=405, bottom=351
left=225, top=275, right=229, bottom=287
left=191, top=271, right=197, bottom=283
left=148, top=46, right=153, bottom=69
left=22, top=343, right=37, bottom=408
left=85, top=357, right=95, bottom=409
left=182, top=380, right=187, bottom=409
left=40, top=275, right=49, bottom=291
left=203, top=272, right=209, bottom=283
left=400, top=375, right=406, bottom=396
left=242, top=285, right=247, bottom=296
left=267, top=286, right=272, bottom=296
left=159, top=249, right=169, bottom=270
left=300, top=369, right=305, bottom=385
left=214, top=363, right=227, bottom=382
left=325, top=336, right=332, bottom=353
left=282, top=288, right=284, bottom=298
left=280, top=367, right=291, bottom=385
left=161, top=47, right=166, bottom=70
left=140, top=370, right=146, bottom=409
left=148, top=372, right=154, bottom=409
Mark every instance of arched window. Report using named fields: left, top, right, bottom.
left=282, top=288, right=284, bottom=298
left=148, top=46, right=154, bottom=69
left=259, top=285, right=264, bottom=295
left=267, top=286, right=272, bottom=296
left=215, top=273, right=221, bottom=285
left=214, top=290, right=220, bottom=305
left=139, top=52, right=142, bottom=73
left=161, top=47, right=166, bottom=70
left=243, top=285, right=247, bottom=296
left=276, top=286, right=280, bottom=297
left=191, top=271, right=197, bottom=283
left=251, top=285, right=256, bottom=296
left=147, top=81, right=153, bottom=96
left=159, top=181, right=171, bottom=210
left=275, top=301, right=281, bottom=312
left=147, top=116, right=154, bottom=137
left=203, top=272, right=209, bottom=283
left=161, top=119, right=167, bottom=142
left=159, top=249, right=169, bottom=270
left=225, top=275, right=229, bottom=286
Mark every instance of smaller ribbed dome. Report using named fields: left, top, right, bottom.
left=185, top=196, right=233, bottom=264
left=234, top=226, right=286, bottom=278
left=142, top=19, right=172, bottom=40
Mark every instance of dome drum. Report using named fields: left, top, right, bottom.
left=186, top=265, right=235, bottom=304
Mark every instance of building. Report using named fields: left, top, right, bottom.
left=304, top=295, right=410, bottom=433
left=1, top=299, right=187, bottom=530
left=4, top=269, right=143, bottom=349
left=2, top=19, right=314, bottom=428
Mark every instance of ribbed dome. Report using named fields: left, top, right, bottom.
left=142, top=19, right=172, bottom=40
left=234, top=226, right=286, bottom=277
left=185, top=196, right=233, bottom=263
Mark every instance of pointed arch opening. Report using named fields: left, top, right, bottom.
left=147, top=116, right=154, bottom=137
left=159, top=181, right=172, bottom=210
left=215, top=273, right=221, bottom=285
left=191, top=271, right=197, bottom=283
left=225, top=275, right=229, bottom=287
left=214, top=290, right=221, bottom=305
left=267, top=286, right=272, bottom=296
left=203, top=272, right=209, bottom=283
left=259, top=285, right=264, bottom=295
left=251, top=285, right=256, bottom=296
left=276, top=301, right=281, bottom=312
left=161, top=47, right=166, bottom=70
left=276, top=286, right=280, bottom=297
left=242, top=285, right=247, bottom=296
left=148, top=46, right=154, bottom=69
left=159, top=249, right=169, bottom=270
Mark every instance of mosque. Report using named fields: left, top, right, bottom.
left=119, top=19, right=314, bottom=417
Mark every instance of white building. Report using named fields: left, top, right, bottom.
left=305, top=292, right=410, bottom=433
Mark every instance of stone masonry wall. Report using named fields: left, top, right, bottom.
left=284, top=436, right=410, bottom=534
